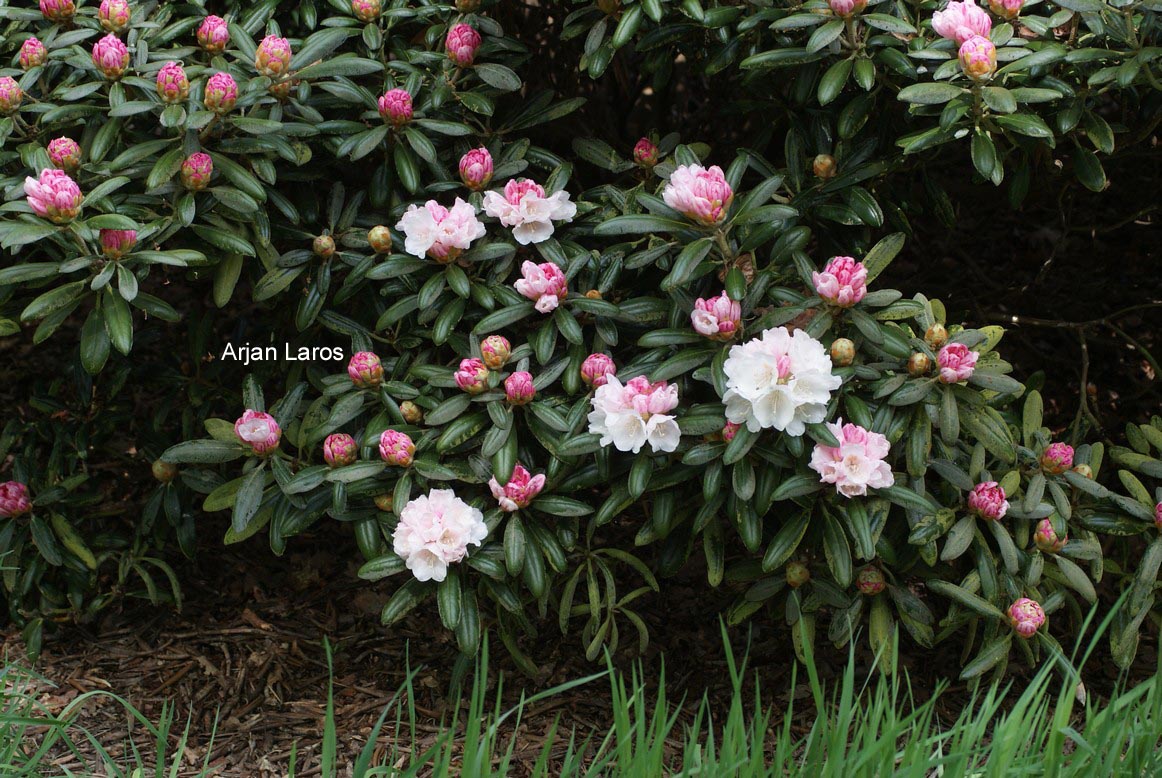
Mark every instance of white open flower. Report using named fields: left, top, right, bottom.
left=482, top=179, right=576, bottom=245
left=587, top=375, right=681, bottom=454
left=392, top=489, right=487, bottom=582
left=721, top=326, right=842, bottom=436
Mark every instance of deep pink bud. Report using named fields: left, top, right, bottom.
left=47, top=137, right=81, bottom=172
left=323, top=433, right=358, bottom=467
left=156, top=61, right=189, bottom=103
left=1155, top=502, right=1162, bottom=532
left=856, top=566, right=885, bottom=596
left=19, top=38, right=47, bottom=71
left=455, top=358, right=490, bottom=394
left=958, top=35, right=997, bottom=81
left=505, top=371, right=535, bottom=405
left=691, top=291, right=741, bottom=341
left=813, top=256, right=868, bottom=308
left=0, top=481, right=32, bottom=518
left=204, top=72, right=238, bottom=114
left=23, top=169, right=82, bottom=223
left=722, top=421, right=741, bottom=443
left=180, top=152, right=213, bottom=190
left=197, top=15, right=229, bottom=54
left=459, top=147, right=494, bottom=191
left=98, top=0, right=131, bottom=33
left=1007, top=597, right=1045, bottom=638
left=480, top=335, right=511, bottom=370
left=351, top=0, right=381, bottom=22
left=92, top=34, right=130, bottom=81
left=39, top=0, right=76, bottom=23
left=348, top=351, right=384, bottom=387
left=1033, top=518, right=1066, bottom=553
left=829, top=0, right=867, bottom=16
left=936, top=342, right=978, bottom=384
left=633, top=137, right=658, bottom=167
left=968, top=481, right=1008, bottom=521
left=581, top=353, right=616, bottom=388
left=378, top=88, right=413, bottom=127
left=234, top=409, right=281, bottom=455
left=489, top=463, right=546, bottom=512
left=1041, top=443, right=1074, bottom=475
left=379, top=430, right=415, bottom=467
left=0, top=77, right=22, bottom=115
left=445, top=24, right=482, bottom=68
left=100, top=229, right=137, bottom=259
left=255, top=35, right=292, bottom=78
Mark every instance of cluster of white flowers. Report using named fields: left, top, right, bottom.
left=392, top=489, right=487, bottom=582
left=587, top=375, right=681, bottom=454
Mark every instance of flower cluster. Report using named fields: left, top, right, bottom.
left=663, top=164, right=733, bottom=226
left=813, top=257, right=867, bottom=308
left=396, top=199, right=486, bottom=262
left=488, top=464, right=546, bottom=512
left=392, top=489, right=487, bottom=582
left=234, top=410, right=281, bottom=455
left=937, top=343, right=978, bottom=384
left=968, top=481, right=1008, bottom=520
left=588, top=376, right=681, bottom=454
left=482, top=179, right=577, bottom=245
left=514, top=261, right=568, bottom=313
left=690, top=292, right=741, bottom=341
left=809, top=420, right=895, bottom=498
left=24, top=169, right=83, bottom=224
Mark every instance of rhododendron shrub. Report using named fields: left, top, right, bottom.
left=0, top=0, right=1157, bottom=676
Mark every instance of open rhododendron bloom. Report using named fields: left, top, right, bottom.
left=662, top=164, right=733, bottom=226
left=1007, top=598, right=1045, bottom=638
left=197, top=15, right=229, bottom=53
left=691, top=292, right=741, bottom=341
left=234, top=410, right=281, bottom=455
left=581, top=353, right=616, bottom=388
left=722, top=327, right=842, bottom=436
left=968, top=481, right=1008, bottom=520
left=395, top=198, right=485, bottom=262
left=932, top=0, right=992, bottom=44
left=392, top=489, right=487, bottom=582
left=489, top=464, right=546, bottom=512
left=809, top=419, right=895, bottom=498
left=379, top=430, right=415, bottom=467
left=24, top=169, right=83, bottom=223
left=348, top=351, right=384, bottom=387
left=813, top=256, right=868, bottom=307
left=0, top=481, right=32, bottom=518
left=937, top=342, right=978, bottom=383
left=459, top=147, right=493, bottom=191
left=514, top=261, right=568, bottom=313
left=482, top=179, right=576, bottom=245
left=588, top=375, right=681, bottom=454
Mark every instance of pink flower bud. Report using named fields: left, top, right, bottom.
left=156, top=61, right=189, bottom=103
left=581, top=353, right=616, bottom=388
left=829, top=0, right=867, bottom=16
left=505, top=371, right=535, bottom=405
left=1041, top=442, right=1074, bottom=475
left=445, top=23, right=482, bottom=67
left=514, top=261, right=568, bottom=313
left=662, top=164, right=733, bottom=226
left=98, top=0, right=131, bottom=33
left=379, top=430, right=415, bottom=467
left=368, top=225, right=393, bottom=253
left=0, top=77, right=22, bottom=115
left=47, top=137, right=81, bottom=172
left=958, top=35, right=997, bottom=81
left=23, top=169, right=82, bottom=223
left=455, top=358, right=490, bottom=394
left=255, top=35, right=292, bottom=78
left=489, top=463, right=546, bottom=512
left=0, top=481, right=32, bottom=518
left=234, top=409, right=281, bottom=455
left=480, top=335, right=511, bottom=370
left=856, top=566, right=885, bottom=596
left=987, top=0, right=1023, bottom=19
left=968, top=481, right=1008, bottom=521
left=1007, top=597, right=1045, bottom=638
left=39, top=0, right=75, bottom=23
left=1155, top=502, right=1162, bottom=532
left=180, top=152, right=213, bottom=191
left=20, top=38, right=47, bottom=70
left=633, top=137, right=658, bottom=167
left=785, top=560, right=810, bottom=588
left=722, top=421, right=741, bottom=442
left=1033, top=518, right=1066, bottom=553
left=936, top=342, right=978, bottom=384
left=323, top=433, right=358, bottom=467
left=691, top=291, right=741, bottom=341
left=459, top=147, right=494, bottom=191
left=100, top=229, right=137, bottom=259
left=348, top=351, right=384, bottom=387
left=351, top=0, right=381, bottom=22
left=197, top=15, right=230, bottom=54
left=933, top=0, right=992, bottom=44
left=813, top=256, right=868, bottom=308
left=378, top=88, right=413, bottom=127
left=92, top=34, right=130, bottom=81
left=203, top=72, right=238, bottom=114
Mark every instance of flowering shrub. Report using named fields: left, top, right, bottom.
left=0, top=0, right=1158, bottom=675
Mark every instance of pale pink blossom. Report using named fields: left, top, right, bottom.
left=514, top=261, right=568, bottom=313
left=459, top=147, right=493, bottom=191
left=505, top=371, right=535, bottom=405
left=395, top=198, right=485, bottom=262
left=1041, top=443, right=1074, bottom=474
left=204, top=72, right=238, bottom=114
left=932, top=0, right=992, bottom=44
left=455, top=358, right=490, bottom=394
left=323, top=433, right=358, bottom=467
left=47, top=137, right=81, bottom=172
left=19, top=38, right=47, bottom=70
left=0, top=481, right=31, bottom=518
left=489, top=464, right=546, bottom=512
left=480, top=335, right=511, bottom=370
left=581, top=354, right=616, bottom=388
left=98, top=0, right=131, bottom=33
left=588, top=375, right=681, bottom=454
left=482, top=179, right=577, bottom=245
left=1007, top=597, right=1045, bottom=638
left=662, top=164, right=733, bottom=226
left=255, top=35, right=292, bottom=78
left=813, top=256, right=868, bottom=308
left=197, top=15, right=229, bottom=54
left=967, top=481, right=1008, bottom=521
left=1034, top=518, right=1066, bottom=553
left=234, top=410, right=281, bottom=455
left=348, top=351, right=384, bottom=387
left=445, top=23, right=481, bottom=67
left=691, top=292, right=741, bottom=341
left=392, top=489, right=487, bottom=582
left=378, top=88, right=412, bottom=126
left=156, top=61, right=189, bottom=103
left=936, top=342, right=978, bottom=384
left=809, top=419, right=895, bottom=498
left=379, top=430, right=415, bottom=467
left=100, top=229, right=136, bottom=259
left=24, top=169, right=82, bottom=223
left=92, top=34, right=129, bottom=80
left=958, top=35, right=997, bottom=81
